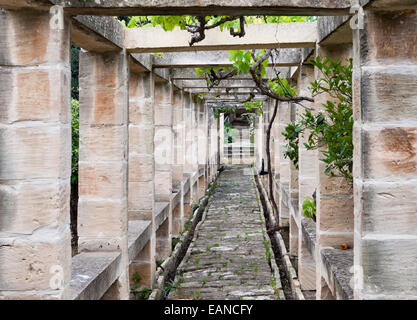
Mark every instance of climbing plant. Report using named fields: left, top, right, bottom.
left=282, top=56, right=353, bottom=181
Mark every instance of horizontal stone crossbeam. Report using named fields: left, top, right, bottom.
left=124, top=22, right=318, bottom=53
left=153, top=49, right=304, bottom=68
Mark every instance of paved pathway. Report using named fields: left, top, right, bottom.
left=170, top=165, right=279, bottom=300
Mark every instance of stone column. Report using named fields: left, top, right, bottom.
left=183, top=93, right=193, bottom=219
left=154, top=81, right=173, bottom=259
left=78, top=49, right=130, bottom=299
left=128, top=71, right=156, bottom=288
left=278, top=102, right=291, bottom=227
left=314, top=44, right=354, bottom=300
left=191, top=96, right=199, bottom=204
left=219, top=113, right=225, bottom=167
left=297, top=64, right=317, bottom=291
left=197, top=102, right=207, bottom=197
left=353, top=11, right=417, bottom=300
left=0, top=9, right=71, bottom=300
left=172, top=89, right=184, bottom=235
left=289, top=73, right=300, bottom=256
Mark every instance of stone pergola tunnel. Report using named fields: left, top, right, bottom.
left=0, top=0, right=416, bottom=301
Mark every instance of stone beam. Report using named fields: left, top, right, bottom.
left=171, top=67, right=290, bottom=81
left=125, top=22, right=317, bottom=53
left=153, top=49, right=303, bottom=68
left=186, top=88, right=259, bottom=95
left=180, top=79, right=257, bottom=89
left=47, top=0, right=352, bottom=16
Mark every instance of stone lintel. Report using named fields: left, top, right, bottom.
left=48, top=0, right=353, bottom=16
left=152, top=49, right=303, bottom=68
left=125, top=23, right=317, bottom=53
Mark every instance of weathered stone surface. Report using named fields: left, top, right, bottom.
left=171, top=166, right=279, bottom=300
left=78, top=199, right=128, bottom=237
left=128, top=181, right=154, bottom=211
left=360, top=238, right=417, bottom=297
left=0, top=9, right=70, bottom=66
left=0, top=180, right=69, bottom=234
left=0, top=230, right=71, bottom=291
left=69, top=252, right=121, bottom=300
left=125, top=22, right=317, bottom=53
left=79, top=125, right=127, bottom=161
left=362, top=127, right=417, bottom=179
left=0, top=125, right=71, bottom=180
left=0, top=68, right=71, bottom=124
left=79, top=162, right=127, bottom=199
left=54, top=0, right=352, bottom=16
left=320, top=248, right=353, bottom=300
left=356, top=181, right=417, bottom=236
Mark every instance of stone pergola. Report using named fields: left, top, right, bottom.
left=0, top=0, right=416, bottom=301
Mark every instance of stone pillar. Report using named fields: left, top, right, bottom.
left=289, top=74, right=300, bottom=256
left=172, top=89, right=184, bottom=236
left=128, top=71, right=156, bottom=288
left=154, top=81, right=173, bottom=259
left=191, top=96, right=199, bottom=204
left=78, top=49, right=130, bottom=299
left=314, top=44, right=354, bottom=300
left=353, top=10, right=417, bottom=300
left=278, top=102, right=291, bottom=227
left=219, top=113, right=225, bottom=166
left=183, top=93, right=193, bottom=218
left=0, top=9, right=71, bottom=300
left=197, top=102, right=207, bottom=197
left=297, top=64, right=317, bottom=291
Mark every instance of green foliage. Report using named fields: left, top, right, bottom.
left=281, top=123, right=302, bottom=169
left=302, top=197, right=316, bottom=219
left=71, top=99, right=79, bottom=186
left=282, top=56, right=353, bottom=181
left=70, top=45, right=80, bottom=100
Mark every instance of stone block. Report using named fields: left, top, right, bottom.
left=128, top=181, right=154, bottom=211
left=155, top=171, right=172, bottom=200
left=0, top=231, right=71, bottom=291
left=79, top=87, right=127, bottom=126
left=78, top=161, right=127, bottom=199
left=78, top=198, right=127, bottom=238
left=362, top=126, right=417, bottom=179
left=360, top=238, right=417, bottom=297
left=0, top=68, right=71, bottom=124
left=154, top=104, right=173, bottom=126
left=0, top=10, right=70, bottom=66
left=129, top=125, right=154, bottom=155
left=0, top=125, right=70, bottom=180
left=129, top=99, right=153, bottom=125
left=0, top=180, right=69, bottom=234
left=317, top=196, right=354, bottom=232
left=356, top=180, right=417, bottom=236
left=128, top=154, right=153, bottom=182
left=79, top=51, right=126, bottom=90
left=361, top=66, right=417, bottom=123
left=79, top=125, right=127, bottom=161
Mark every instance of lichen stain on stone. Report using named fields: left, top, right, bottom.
left=381, top=128, right=417, bottom=173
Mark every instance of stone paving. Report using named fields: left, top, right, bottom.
left=170, top=165, right=279, bottom=300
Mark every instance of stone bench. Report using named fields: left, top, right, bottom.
left=320, top=248, right=354, bottom=300
left=69, top=252, right=121, bottom=300
left=301, top=217, right=316, bottom=260
left=128, top=220, right=152, bottom=262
